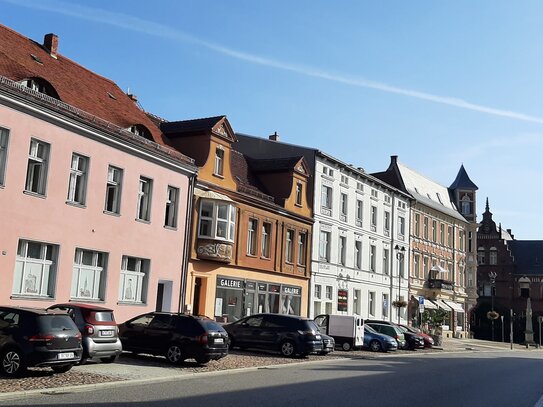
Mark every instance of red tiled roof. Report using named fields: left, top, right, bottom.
left=0, top=23, right=166, bottom=145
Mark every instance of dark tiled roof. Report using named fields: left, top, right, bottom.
left=230, top=150, right=275, bottom=203
left=161, top=116, right=226, bottom=134
left=508, top=241, right=543, bottom=275
left=246, top=156, right=303, bottom=172
left=449, top=164, right=478, bottom=190
left=0, top=24, right=165, bottom=145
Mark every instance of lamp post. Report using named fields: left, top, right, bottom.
left=395, top=245, right=406, bottom=324
left=489, top=271, right=497, bottom=341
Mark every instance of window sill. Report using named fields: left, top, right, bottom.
left=11, top=294, right=54, bottom=301
left=246, top=253, right=258, bottom=258
left=164, top=225, right=178, bottom=231
left=103, top=210, right=121, bottom=217
left=117, top=301, right=147, bottom=306
left=66, top=200, right=86, bottom=209
left=135, top=218, right=151, bottom=224
left=212, top=173, right=224, bottom=179
left=23, top=190, right=46, bottom=199
left=70, top=297, right=104, bottom=303
left=260, top=256, right=271, bottom=261
left=295, top=203, right=303, bottom=208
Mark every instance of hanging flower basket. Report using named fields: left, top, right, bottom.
left=392, top=300, right=407, bottom=308
left=487, top=310, right=500, bottom=320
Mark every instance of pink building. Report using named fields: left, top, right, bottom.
left=0, top=25, right=197, bottom=322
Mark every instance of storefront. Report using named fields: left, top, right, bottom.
left=215, top=276, right=302, bottom=322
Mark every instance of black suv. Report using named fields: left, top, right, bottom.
left=224, top=313, right=323, bottom=357
left=118, top=312, right=228, bottom=364
left=0, top=306, right=82, bottom=376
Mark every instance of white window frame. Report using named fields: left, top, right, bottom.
left=314, top=284, right=322, bottom=300
left=165, top=186, right=179, bottom=228
left=398, top=215, right=405, bottom=238
left=25, top=138, right=50, bottom=195
left=339, top=236, right=346, bottom=266
left=247, top=218, right=258, bottom=256
left=383, top=248, right=390, bottom=275
left=67, top=153, right=89, bottom=205
left=214, top=147, right=224, bottom=176
left=13, top=240, right=57, bottom=298
left=319, top=231, right=331, bottom=262
left=370, top=206, right=377, bottom=230
left=384, top=211, right=390, bottom=234
left=285, top=229, right=294, bottom=263
left=119, top=255, right=149, bottom=303
left=137, top=176, right=153, bottom=221
left=296, top=182, right=303, bottom=205
left=321, top=185, right=332, bottom=209
left=198, top=199, right=236, bottom=242
left=489, top=247, right=498, bottom=265
left=370, top=244, right=376, bottom=272
left=325, top=285, right=333, bottom=300
left=0, top=127, right=9, bottom=186
left=340, top=193, right=348, bottom=217
left=383, top=293, right=389, bottom=318
left=355, top=240, right=362, bottom=269
left=369, top=291, right=376, bottom=317
left=72, top=248, right=106, bottom=300
left=297, top=232, right=307, bottom=265
left=356, top=200, right=363, bottom=225
left=261, top=222, right=271, bottom=258
left=105, top=165, right=123, bottom=214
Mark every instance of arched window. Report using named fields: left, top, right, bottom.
left=129, top=124, right=153, bottom=141
left=477, top=247, right=485, bottom=265
left=489, top=247, right=498, bottom=265
left=19, top=77, right=59, bottom=99
left=461, top=193, right=471, bottom=215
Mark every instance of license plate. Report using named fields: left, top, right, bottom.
left=100, top=330, right=114, bottom=337
left=58, top=352, right=74, bottom=360
left=214, top=338, right=224, bottom=344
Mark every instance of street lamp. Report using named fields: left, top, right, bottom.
left=395, top=245, right=406, bottom=324
left=489, top=271, right=497, bottom=341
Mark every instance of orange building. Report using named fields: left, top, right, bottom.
left=161, top=117, right=313, bottom=321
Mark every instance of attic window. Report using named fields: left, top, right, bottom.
left=107, top=92, right=117, bottom=100
left=20, top=77, right=59, bottom=99
left=436, top=193, right=443, bottom=204
left=129, top=124, right=153, bottom=141
left=30, top=54, right=43, bottom=64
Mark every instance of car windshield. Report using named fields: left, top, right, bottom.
left=93, top=311, right=114, bottom=322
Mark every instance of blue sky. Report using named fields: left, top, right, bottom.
left=3, top=1, right=543, bottom=238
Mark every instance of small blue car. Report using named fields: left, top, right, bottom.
left=363, top=325, right=398, bottom=352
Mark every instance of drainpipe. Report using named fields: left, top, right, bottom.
left=390, top=194, right=396, bottom=323
left=179, top=172, right=196, bottom=314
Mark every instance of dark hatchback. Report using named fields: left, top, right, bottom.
left=118, top=312, right=228, bottom=364
left=224, top=313, right=323, bottom=357
left=0, top=306, right=82, bottom=377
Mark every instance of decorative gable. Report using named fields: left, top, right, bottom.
left=211, top=117, right=238, bottom=144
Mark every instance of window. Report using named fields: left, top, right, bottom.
left=295, top=183, right=303, bottom=205
left=341, top=174, right=349, bottom=185
left=165, top=186, right=179, bottom=228
left=398, top=216, right=405, bottom=238
left=340, top=193, right=348, bottom=218
left=353, top=289, right=361, bottom=315
left=490, top=248, right=498, bottom=265
left=370, top=244, right=376, bottom=272
left=247, top=219, right=258, bottom=256
left=136, top=177, right=153, bottom=221
left=384, top=195, right=391, bottom=204
left=0, top=127, right=9, bottom=186
left=423, top=257, right=429, bottom=278
left=72, top=248, right=106, bottom=300
left=339, top=236, right=346, bottom=266
left=383, top=294, right=389, bottom=318
left=369, top=292, right=375, bottom=317
left=461, top=194, right=471, bottom=215
left=325, top=285, right=333, bottom=300
left=297, top=233, right=307, bottom=265
left=383, top=248, right=390, bottom=275
left=423, top=217, right=429, bottom=239
left=432, top=220, right=437, bottom=242
left=198, top=200, right=236, bottom=241
left=399, top=254, right=405, bottom=278
left=66, top=153, right=89, bottom=205
left=319, top=231, right=331, bottom=262
left=459, top=231, right=465, bottom=250
left=214, top=147, right=224, bottom=176
left=371, top=189, right=378, bottom=199
left=384, top=211, right=390, bottom=235
left=13, top=240, right=58, bottom=297
left=413, top=254, right=420, bottom=278
left=414, top=213, right=420, bottom=237
left=314, top=284, right=322, bottom=299
left=356, top=200, right=363, bottom=225
left=355, top=241, right=362, bottom=269
left=285, top=229, right=294, bottom=263
left=105, top=166, right=123, bottom=214
left=25, top=138, right=50, bottom=195
left=322, top=167, right=334, bottom=177
left=119, top=255, right=149, bottom=303
left=440, top=223, right=445, bottom=245
left=371, top=206, right=377, bottom=230
left=448, top=226, right=453, bottom=247
left=321, top=185, right=332, bottom=209
left=262, top=223, right=271, bottom=258
left=356, top=182, right=364, bottom=192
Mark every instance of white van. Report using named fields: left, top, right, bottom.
left=314, top=314, right=364, bottom=351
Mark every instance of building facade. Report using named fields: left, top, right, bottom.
left=0, top=26, right=197, bottom=322
left=161, top=118, right=313, bottom=321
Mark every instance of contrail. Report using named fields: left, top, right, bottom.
left=6, top=0, right=543, bottom=124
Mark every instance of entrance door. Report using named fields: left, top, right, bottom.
left=155, top=280, right=173, bottom=312
left=156, top=283, right=164, bottom=312
left=193, top=277, right=202, bottom=316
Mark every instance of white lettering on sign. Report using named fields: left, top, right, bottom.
left=283, top=286, right=301, bottom=295
left=218, top=278, right=242, bottom=288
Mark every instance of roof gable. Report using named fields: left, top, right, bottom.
left=449, top=164, right=478, bottom=191
left=161, top=116, right=237, bottom=143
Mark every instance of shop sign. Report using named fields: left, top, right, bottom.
left=246, top=281, right=256, bottom=291
left=258, top=283, right=267, bottom=291
left=282, top=285, right=301, bottom=296
left=217, top=277, right=243, bottom=289
left=269, top=284, right=281, bottom=293
left=337, top=289, right=348, bottom=312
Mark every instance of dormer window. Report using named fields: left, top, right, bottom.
left=461, top=193, right=472, bottom=215
left=129, top=125, right=153, bottom=141
left=214, top=147, right=224, bottom=176
left=20, top=77, right=59, bottom=99
left=295, top=182, right=303, bottom=206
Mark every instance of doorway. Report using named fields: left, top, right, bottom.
left=156, top=280, right=173, bottom=312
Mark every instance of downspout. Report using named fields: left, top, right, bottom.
left=390, top=194, right=396, bottom=323
left=179, top=172, right=196, bottom=313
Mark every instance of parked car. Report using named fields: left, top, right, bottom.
left=363, top=325, right=398, bottom=352
left=319, top=333, right=335, bottom=355
left=48, top=303, right=122, bottom=364
left=397, top=325, right=425, bottom=350
left=365, top=321, right=406, bottom=349
left=399, top=324, right=434, bottom=348
left=0, top=306, right=82, bottom=377
left=224, top=313, right=323, bottom=357
left=118, top=312, right=228, bottom=365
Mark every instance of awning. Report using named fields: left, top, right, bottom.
left=423, top=299, right=438, bottom=310
left=194, top=187, right=233, bottom=202
left=433, top=299, right=452, bottom=311
left=444, top=300, right=465, bottom=313
left=430, top=265, right=448, bottom=273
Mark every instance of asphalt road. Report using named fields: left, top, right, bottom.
left=1, top=350, right=543, bottom=407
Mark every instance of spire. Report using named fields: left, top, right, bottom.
left=486, top=197, right=489, bottom=212
left=449, top=164, right=478, bottom=191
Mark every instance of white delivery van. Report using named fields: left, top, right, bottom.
left=314, top=314, right=364, bottom=351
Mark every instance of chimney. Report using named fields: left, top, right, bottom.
left=43, top=33, right=58, bottom=59
left=269, top=132, right=280, bottom=141
left=127, top=93, right=138, bottom=103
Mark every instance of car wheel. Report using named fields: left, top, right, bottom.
left=279, top=340, right=296, bottom=357
left=100, top=355, right=118, bottom=364
left=369, top=340, right=382, bottom=352
left=51, top=364, right=73, bottom=374
left=1, top=348, right=25, bottom=377
left=165, top=344, right=184, bottom=364
left=341, top=342, right=351, bottom=351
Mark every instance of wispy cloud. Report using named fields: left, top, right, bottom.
left=6, top=0, right=543, bottom=125
left=450, top=133, right=543, bottom=160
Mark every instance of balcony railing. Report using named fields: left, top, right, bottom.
left=428, top=279, right=454, bottom=291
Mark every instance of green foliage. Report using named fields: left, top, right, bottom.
left=421, top=309, right=448, bottom=335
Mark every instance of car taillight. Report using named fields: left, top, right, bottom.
left=29, top=334, right=55, bottom=342
left=84, top=325, right=94, bottom=335
left=198, top=334, right=209, bottom=344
